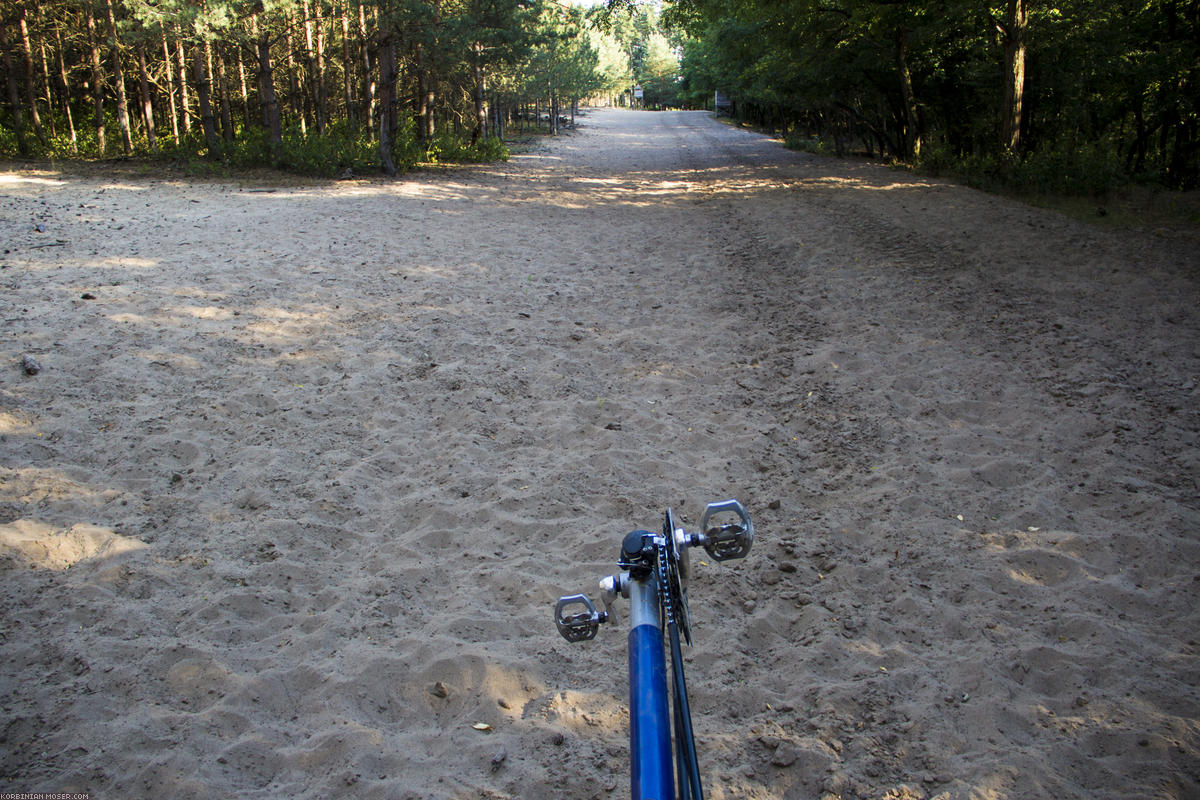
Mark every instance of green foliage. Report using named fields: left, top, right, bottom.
left=0, top=108, right=133, bottom=160
left=471, top=135, right=510, bottom=162
left=916, top=143, right=1130, bottom=198
left=588, top=27, right=633, bottom=95
left=600, top=2, right=683, bottom=107
left=0, top=0, right=589, bottom=175
left=425, top=133, right=509, bottom=164
left=0, top=110, right=501, bottom=178
left=219, top=128, right=273, bottom=169
left=0, top=119, right=19, bottom=158
left=669, top=0, right=1200, bottom=191
left=157, top=117, right=503, bottom=176
left=782, top=131, right=832, bottom=157
left=518, top=3, right=607, bottom=107
left=1006, top=146, right=1129, bottom=197
left=277, top=121, right=377, bottom=176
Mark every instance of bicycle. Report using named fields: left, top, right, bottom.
left=554, top=500, right=754, bottom=800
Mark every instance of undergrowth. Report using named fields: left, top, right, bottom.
left=0, top=112, right=508, bottom=177
left=779, top=124, right=1199, bottom=228
left=912, top=142, right=1130, bottom=198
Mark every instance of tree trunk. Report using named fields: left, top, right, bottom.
left=193, top=41, right=221, bottom=158
left=315, top=3, right=328, bottom=133
left=87, top=9, right=107, bottom=156
left=135, top=40, right=157, bottom=149
left=471, top=40, right=486, bottom=146
left=214, top=49, right=234, bottom=140
left=415, top=41, right=432, bottom=143
left=175, top=27, right=191, bottom=133
left=236, top=48, right=251, bottom=129
left=1, top=24, right=30, bottom=156
left=161, top=31, right=179, bottom=140
left=896, top=26, right=920, bottom=161
left=416, top=0, right=440, bottom=144
left=284, top=23, right=307, bottom=134
left=18, top=7, right=46, bottom=145
left=104, top=0, right=133, bottom=152
left=37, top=17, right=56, bottom=139
left=998, top=0, right=1027, bottom=154
left=358, top=2, right=375, bottom=139
left=428, top=0, right=441, bottom=141
left=55, top=24, right=77, bottom=152
left=1131, top=103, right=1148, bottom=174
left=302, top=0, right=325, bottom=134
left=1168, top=117, right=1197, bottom=189
left=251, top=15, right=283, bottom=164
left=340, top=3, right=355, bottom=126
left=377, top=28, right=397, bottom=175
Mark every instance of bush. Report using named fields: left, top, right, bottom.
left=424, top=132, right=509, bottom=164
left=911, top=142, right=958, bottom=177
left=473, top=135, right=510, bottom=162
left=224, top=128, right=273, bottom=168
left=279, top=120, right=378, bottom=176
left=388, top=117, right=426, bottom=171
left=1008, top=145, right=1127, bottom=196
left=915, top=142, right=1129, bottom=198
left=0, top=121, right=18, bottom=158
left=0, top=112, right=509, bottom=176
left=783, top=132, right=830, bottom=155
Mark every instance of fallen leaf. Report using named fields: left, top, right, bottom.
left=472, top=723, right=492, bottom=732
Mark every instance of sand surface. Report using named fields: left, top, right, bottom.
left=2, top=108, right=1198, bottom=799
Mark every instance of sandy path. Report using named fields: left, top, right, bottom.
left=2, top=108, right=1198, bottom=799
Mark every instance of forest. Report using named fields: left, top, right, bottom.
left=3, top=0, right=1197, bottom=191
left=0, top=0, right=684, bottom=175
left=667, top=0, right=1200, bottom=193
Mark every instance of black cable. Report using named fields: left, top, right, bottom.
left=676, top=671, right=696, bottom=800
left=657, top=535, right=704, bottom=800
left=667, top=617, right=704, bottom=800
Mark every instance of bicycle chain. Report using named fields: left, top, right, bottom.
left=657, top=537, right=692, bottom=645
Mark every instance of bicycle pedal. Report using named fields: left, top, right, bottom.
left=700, top=499, right=754, bottom=561
left=555, top=594, right=603, bottom=642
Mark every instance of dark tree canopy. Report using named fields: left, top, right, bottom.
left=0, top=0, right=655, bottom=173
left=668, top=0, right=1200, bottom=191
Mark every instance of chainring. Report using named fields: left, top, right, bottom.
left=662, top=508, right=693, bottom=645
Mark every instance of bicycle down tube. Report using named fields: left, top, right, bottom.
left=628, top=573, right=673, bottom=800
left=554, top=500, right=754, bottom=800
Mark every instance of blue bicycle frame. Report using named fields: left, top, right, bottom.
left=555, top=500, right=753, bottom=800
left=629, top=577, right=674, bottom=799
